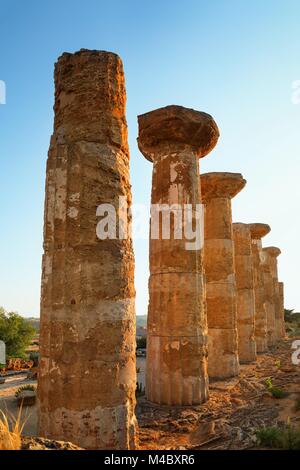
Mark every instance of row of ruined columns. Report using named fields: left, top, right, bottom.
left=38, top=50, right=286, bottom=450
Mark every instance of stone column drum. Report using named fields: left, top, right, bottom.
left=38, top=50, right=137, bottom=449
left=249, top=223, right=270, bottom=353
left=263, top=247, right=282, bottom=341
left=201, top=173, right=246, bottom=379
left=278, top=282, right=286, bottom=338
left=261, top=248, right=277, bottom=347
left=233, top=223, right=256, bottom=363
left=138, top=105, right=219, bottom=405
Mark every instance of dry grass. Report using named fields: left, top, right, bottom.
left=0, top=407, right=27, bottom=450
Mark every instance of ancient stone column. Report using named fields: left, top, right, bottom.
left=138, top=105, right=219, bottom=405
left=261, top=248, right=277, bottom=347
left=38, top=50, right=137, bottom=449
left=232, top=223, right=256, bottom=363
left=263, top=247, right=282, bottom=342
left=278, top=282, right=286, bottom=338
left=201, top=173, right=246, bottom=379
left=249, top=223, right=270, bottom=353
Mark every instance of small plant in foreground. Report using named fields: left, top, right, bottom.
left=0, top=408, right=26, bottom=450
left=274, top=360, right=281, bottom=369
left=265, top=377, right=287, bottom=399
left=15, top=384, right=36, bottom=398
left=256, top=425, right=300, bottom=450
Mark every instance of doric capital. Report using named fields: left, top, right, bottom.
left=249, top=223, right=271, bottom=240
left=263, top=246, right=281, bottom=258
left=201, top=172, right=246, bottom=201
left=137, top=105, right=219, bottom=162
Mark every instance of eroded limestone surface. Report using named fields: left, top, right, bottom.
left=38, top=49, right=137, bottom=450
left=201, top=173, right=246, bottom=379
left=263, top=247, right=283, bottom=342
left=138, top=105, right=219, bottom=405
left=261, top=248, right=276, bottom=347
left=233, top=223, right=256, bottom=363
left=249, top=223, right=271, bottom=353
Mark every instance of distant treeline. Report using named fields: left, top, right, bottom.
left=25, top=317, right=40, bottom=332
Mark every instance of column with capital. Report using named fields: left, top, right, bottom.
left=138, top=105, right=219, bottom=405
left=233, top=223, right=256, bottom=363
left=201, top=172, right=246, bottom=379
left=249, top=223, right=271, bottom=352
left=263, top=247, right=282, bottom=342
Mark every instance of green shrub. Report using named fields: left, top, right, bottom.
left=0, top=308, right=35, bottom=359
left=270, top=387, right=287, bottom=399
left=15, top=385, right=36, bottom=398
left=256, top=425, right=300, bottom=450
left=265, top=377, right=287, bottom=399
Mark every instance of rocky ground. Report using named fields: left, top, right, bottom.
left=1, top=336, right=299, bottom=450
left=21, top=437, right=82, bottom=450
left=137, top=337, right=300, bottom=450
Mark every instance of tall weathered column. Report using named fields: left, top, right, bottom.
left=38, top=50, right=137, bottom=449
left=201, top=173, right=246, bottom=379
left=249, top=223, right=270, bottom=353
left=263, top=247, right=282, bottom=341
left=138, top=105, right=219, bottom=405
left=261, top=247, right=277, bottom=347
left=232, top=223, right=256, bottom=363
left=278, top=282, right=286, bottom=338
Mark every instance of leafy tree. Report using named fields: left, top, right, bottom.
left=0, top=307, right=36, bottom=358
left=285, top=309, right=300, bottom=323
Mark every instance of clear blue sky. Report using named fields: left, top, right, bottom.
left=0, top=0, right=300, bottom=317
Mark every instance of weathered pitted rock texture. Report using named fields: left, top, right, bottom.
left=233, top=223, right=256, bottom=363
left=263, top=247, right=282, bottom=342
left=38, top=50, right=137, bottom=450
left=138, top=105, right=219, bottom=405
left=201, top=173, right=246, bottom=379
left=261, top=248, right=277, bottom=347
left=249, top=223, right=271, bottom=353
left=278, top=282, right=286, bottom=338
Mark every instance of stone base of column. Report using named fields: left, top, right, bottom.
left=237, top=323, right=256, bottom=363
left=206, top=281, right=239, bottom=379
left=265, top=301, right=276, bottom=347
left=236, top=288, right=256, bottom=363
left=256, top=336, right=269, bottom=353
left=146, top=272, right=208, bottom=405
left=278, top=282, right=286, bottom=338
left=208, top=328, right=239, bottom=379
left=146, top=335, right=208, bottom=405
left=255, top=304, right=268, bottom=353
left=38, top=402, right=137, bottom=450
